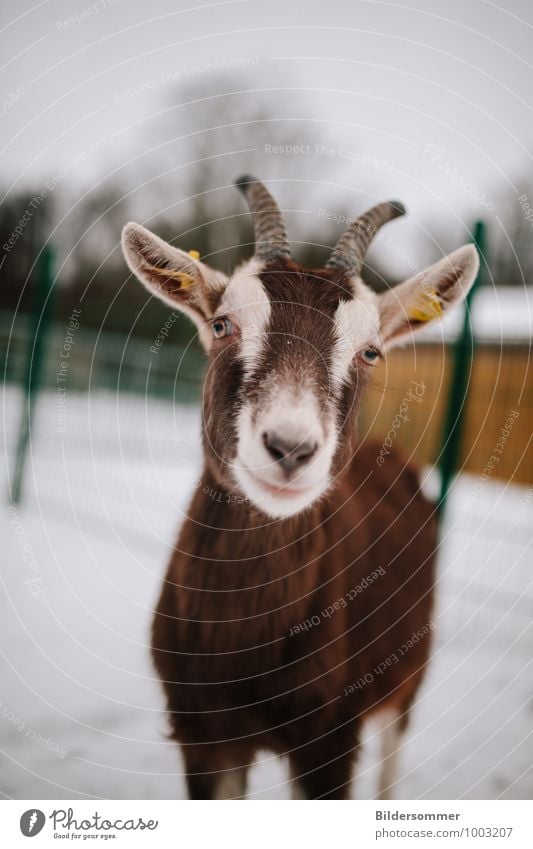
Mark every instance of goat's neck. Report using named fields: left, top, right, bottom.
left=188, top=466, right=327, bottom=547
left=178, top=468, right=329, bottom=639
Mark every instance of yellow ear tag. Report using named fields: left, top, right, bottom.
left=151, top=266, right=196, bottom=289
left=408, top=288, right=443, bottom=322
left=188, top=249, right=200, bottom=260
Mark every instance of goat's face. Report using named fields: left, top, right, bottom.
left=202, top=257, right=378, bottom=517
left=122, top=177, right=479, bottom=519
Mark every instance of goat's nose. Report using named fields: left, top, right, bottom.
left=262, top=431, right=318, bottom=473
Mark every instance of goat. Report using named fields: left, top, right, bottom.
left=121, top=177, right=479, bottom=800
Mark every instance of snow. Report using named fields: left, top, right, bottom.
left=1, top=387, right=532, bottom=799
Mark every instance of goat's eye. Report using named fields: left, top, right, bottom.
left=359, top=347, right=380, bottom=365
left=212, top=317, right=233, bottom=339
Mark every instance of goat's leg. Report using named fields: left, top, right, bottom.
left=186, top=765, right=248, bottom=799
left=213, top=765, right=249, bottom=799
left=377, top=709, right=409, bottom=800
left=185, top=767, right=217, bottom=799
left=289, top=751, right=356, bottom=800
left=288, top=727, right=358, bottom=800
left=182, top=745, right=250, bottom=800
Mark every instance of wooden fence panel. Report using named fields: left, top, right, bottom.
left=360, top=344, right=532, bottom=485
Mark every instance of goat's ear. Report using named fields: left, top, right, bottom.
left=378, top=244, right=479, bottom=350
left=121, top=222, right=228, bottom=343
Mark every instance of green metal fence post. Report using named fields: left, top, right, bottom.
left=10, top=245, right=55, bottom=503
left=437, top=221, right=487, bottom=521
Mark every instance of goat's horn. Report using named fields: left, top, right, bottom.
left=235, top=175, right=291, bottom=262
left=326, top=200, right=406, bottom=275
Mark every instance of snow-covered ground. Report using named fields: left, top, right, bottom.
left=1, top=387, right=532, bottom=800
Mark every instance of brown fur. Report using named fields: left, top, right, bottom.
left=152, top=439, right=436, bottom=799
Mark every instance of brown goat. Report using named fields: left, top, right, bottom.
left=122, top=177, right=479, bottom=799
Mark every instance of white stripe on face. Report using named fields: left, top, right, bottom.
left=330, top=283, right=380, bottom=389
left=216, top=257, right=270, bottom=377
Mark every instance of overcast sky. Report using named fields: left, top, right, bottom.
left=2, top=0, right=533, bottom=270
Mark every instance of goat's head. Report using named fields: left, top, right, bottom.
left=122, top=177, right=479, bottom=519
